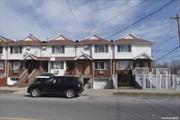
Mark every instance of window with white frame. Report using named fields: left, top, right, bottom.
left=11, top=61, right=21, bottom=71
left=94, top=61, right=108, bottom=70
left=116, top=61, right=132, bottom=70
left=117, top=45, right=131, bottom=52
left=51, top=62, right=64, bottom=69
left=10, top=46, right=22, bottom=54
left=95, top=45, right=108, bottom=53
left=52, top=46, right=65, bottom=53
left=0, top=46, right=3, bottom=54
left=0, top=61, right=4, bottom=70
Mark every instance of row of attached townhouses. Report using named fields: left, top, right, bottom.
left=0, top=34, right=153, bottom=89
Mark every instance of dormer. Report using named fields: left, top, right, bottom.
left=114, top=34, right=153, bottom=45
left=46, top=35, right=74, bottom=45
left=0, top=36, right=14, bottom=45
left=9, top=34, right=42, bottom=46
left=79, top=35, right=111, bottom=45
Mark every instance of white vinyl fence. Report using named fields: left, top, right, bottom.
left=134, top=68, right=180, bottom=90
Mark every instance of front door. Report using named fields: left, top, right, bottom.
left=25, top=60, right=40, bottom=73
left=118, top=70, right=132, bottom=87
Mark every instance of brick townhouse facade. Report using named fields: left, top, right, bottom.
left=0, top=34, right=152, bottom=89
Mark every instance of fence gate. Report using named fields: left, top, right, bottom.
left=134, top=68, right=180, bottom=90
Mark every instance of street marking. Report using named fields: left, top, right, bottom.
left=0, top=117, right=39, bottom=120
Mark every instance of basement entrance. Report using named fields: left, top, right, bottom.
left=117, top=70, right=133, bottom=87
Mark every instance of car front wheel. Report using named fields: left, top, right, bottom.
left=65, top=89, right=75, bottom=98
left=30, top=88, right=41, bottom=97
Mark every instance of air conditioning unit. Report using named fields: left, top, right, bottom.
left=52, top=70, right=59, bottom=75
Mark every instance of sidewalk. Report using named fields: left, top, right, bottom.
left=1, top=86, right=180, bottom=97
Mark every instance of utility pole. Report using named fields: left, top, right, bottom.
left=170, top=13, right=180, bottom=47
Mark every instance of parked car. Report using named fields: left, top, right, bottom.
left=27, top=75, right=84, bottom=98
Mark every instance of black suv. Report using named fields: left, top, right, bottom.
left=27, top=75, right=84, bottom=98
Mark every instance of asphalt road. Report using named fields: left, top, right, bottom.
left=0, top=94, right=179, bottom=120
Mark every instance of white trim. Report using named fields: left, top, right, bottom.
left=134, top=53, right=152, bottom=60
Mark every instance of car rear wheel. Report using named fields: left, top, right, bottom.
left=65, top=89, right=75, bottom=98
left=30, top=88, right=41, bottom=97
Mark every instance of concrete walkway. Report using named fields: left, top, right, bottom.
left=1, top=86, right=180, bottom=97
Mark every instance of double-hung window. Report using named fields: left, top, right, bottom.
left=95, top=45, right=108, bottom=53
left=52, top=46, right=65, bottom=53
left=117, top=45, right=131, bottom=52
left=0, top=61, right=4, bottom=70
left=0, top=46, right=3, bottom=54
left=11, top=61, right=21, bottom=71
left=94, top=61, right=108, bottom=70
left=10, top=46, right=22, bottom=54
left=51, top=62, right=64, bottom=69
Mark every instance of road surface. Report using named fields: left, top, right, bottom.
left=0, top=94, right=179, bottom=120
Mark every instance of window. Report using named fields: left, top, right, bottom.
left=10, top=46, right=22, bottom=54
left=94, top=61, right=108, bottom=70
left=11, top=61, right=21, bottom=71
left=117, top=45, right=131, bottom=52
left=0, top=46, right=3, bottom=54
left=95, top=45, right=108, bottom=53
left=51, top=62, right=64, bottom=69
left=52, top=46, right=65, bottom=53
left=0, top=61, right=4, bottom=70
left=116, top=61, right=132, bottom=70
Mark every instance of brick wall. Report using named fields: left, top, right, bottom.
left=0, top=77, right=7, bottom=86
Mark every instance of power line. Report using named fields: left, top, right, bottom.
left=157, top=55, right=180, bottom=61
left=66, top=0, right=85, bottom=39
left=153, top=45, right=179, bottom=62
left=155, top=36, right=177, bottom=45
left=90, top=0, right=148, bottom=35
left=105, top=0, right=176, bottom=39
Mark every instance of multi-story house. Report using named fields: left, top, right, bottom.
left=0, top=34, right=152, bottom=89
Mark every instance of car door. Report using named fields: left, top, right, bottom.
left=44, top=77, right=57, bottom=94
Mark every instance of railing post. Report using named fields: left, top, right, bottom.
left=159, top=75, right=161, bottom=90
left=172, top=75, right=175, bottom=89
left=143, top=74, right=146, bottom=89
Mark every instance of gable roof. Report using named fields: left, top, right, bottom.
left=45, top=35, right=75, bottom=45
left=79, top=35, right=111, bottom=45
left=9, top=34, right=42, bottom=46
left=114, top=34, right=153, bottom=45
left=134, top=53, right=152, bottom=60
left=0, top=36, right=14, bottom=45
left=74, top=51, right=92, bottom=60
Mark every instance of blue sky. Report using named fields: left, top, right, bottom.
left=0, top=0, right=180, bottom=63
